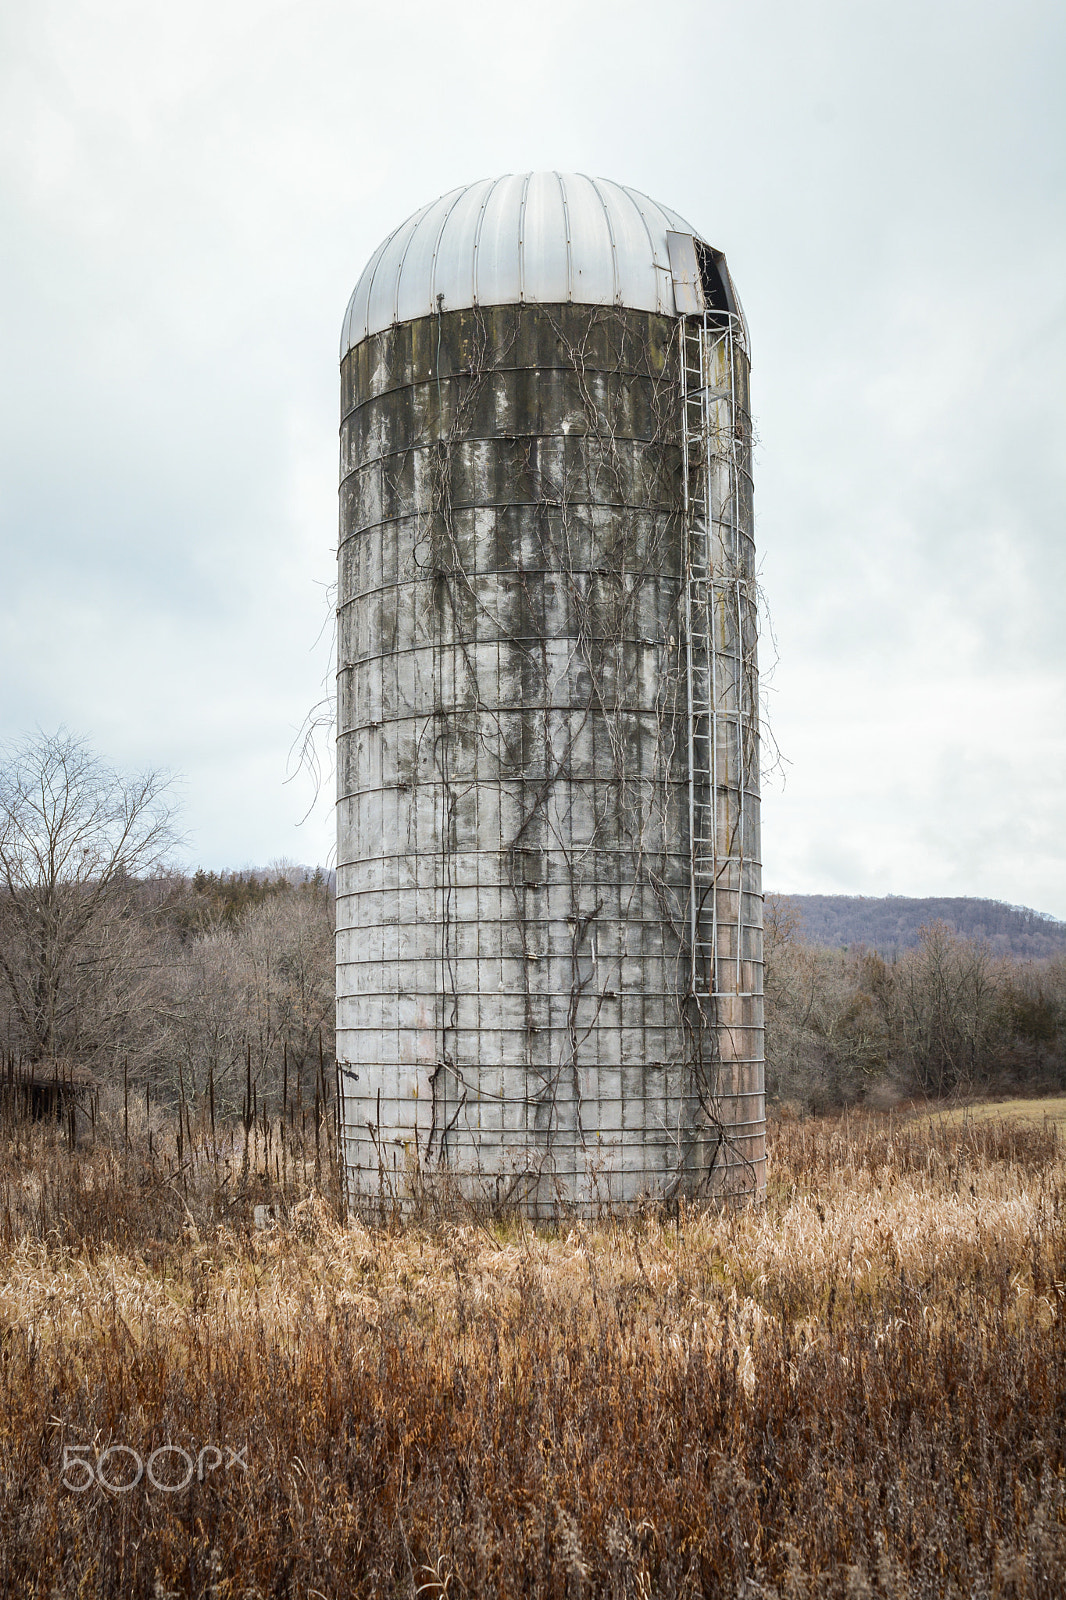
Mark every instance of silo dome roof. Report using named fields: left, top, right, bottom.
left=341, top=172, right=706, bottom=355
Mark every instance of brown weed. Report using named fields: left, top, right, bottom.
left=0, top=1112, right=1063, bottom=1597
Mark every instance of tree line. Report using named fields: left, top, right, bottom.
left=0, top=731, right=333, bottom=1119
left=2, top=731, right=1063, bottom=1124
left=765, top=896, right=1066, bottom=1110
left=782, top=892, right=1066, bottom=960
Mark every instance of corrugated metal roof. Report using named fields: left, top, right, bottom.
left=341, top=172, right=708, bottom=354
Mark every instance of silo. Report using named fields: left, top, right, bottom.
left=336, top=173, right=763, bottom=1215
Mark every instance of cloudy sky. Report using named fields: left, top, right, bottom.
left=1, top=0, right=1063, bottom=914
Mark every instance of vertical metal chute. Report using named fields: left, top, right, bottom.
left=677, top=287, right=764, bottom=1194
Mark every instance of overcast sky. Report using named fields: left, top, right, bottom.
left=1, top=0, right=1063, bottom=915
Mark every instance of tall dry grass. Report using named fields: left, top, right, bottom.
left=1, top=1111, right=1064, bottom=1597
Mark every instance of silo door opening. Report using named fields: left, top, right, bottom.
left=666, top=230, right=737, bottom=325
left=695, top=242, right=734, bottom=322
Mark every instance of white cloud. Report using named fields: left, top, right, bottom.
left=1, top=0, right=1063, bottom=911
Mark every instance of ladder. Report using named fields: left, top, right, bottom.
left=680, top=310, right=758, bottom=1008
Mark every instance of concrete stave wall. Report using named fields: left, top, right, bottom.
left=337, top=302, right=763, bottom=1213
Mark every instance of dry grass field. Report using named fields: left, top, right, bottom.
left=1, top=1108, right=1064, bottom=1598
left=911, top=1096, right=1066, bottom=1132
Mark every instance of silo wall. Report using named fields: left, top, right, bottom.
left=336, top=302, right=763, bottom=1214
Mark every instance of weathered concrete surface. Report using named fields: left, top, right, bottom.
left=337, top=302, right=763, bottom=1214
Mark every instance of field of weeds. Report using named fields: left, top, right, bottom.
left=1, top=1111, right=1064, bottom=1598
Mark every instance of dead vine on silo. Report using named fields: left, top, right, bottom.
left=397, top=300, right=762, bottom=1203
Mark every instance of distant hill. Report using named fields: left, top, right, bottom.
left=773, top=895, right=1066, bottom=960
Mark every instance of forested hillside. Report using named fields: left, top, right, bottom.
left=780, top=894, right=1066, bottom=958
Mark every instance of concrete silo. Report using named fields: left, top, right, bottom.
left=336, top=173, right=763, bottom=1215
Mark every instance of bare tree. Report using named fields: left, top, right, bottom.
left=890, top=921, right=1000, bottom=1097
left=162, top=880, right=334, bottom=1113
left=0, top=729, right=180, bottom=1066
left=763, top=896, right=890, bottom=1110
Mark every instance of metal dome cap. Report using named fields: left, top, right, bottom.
left=340, top=172, right=746, bottom=354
